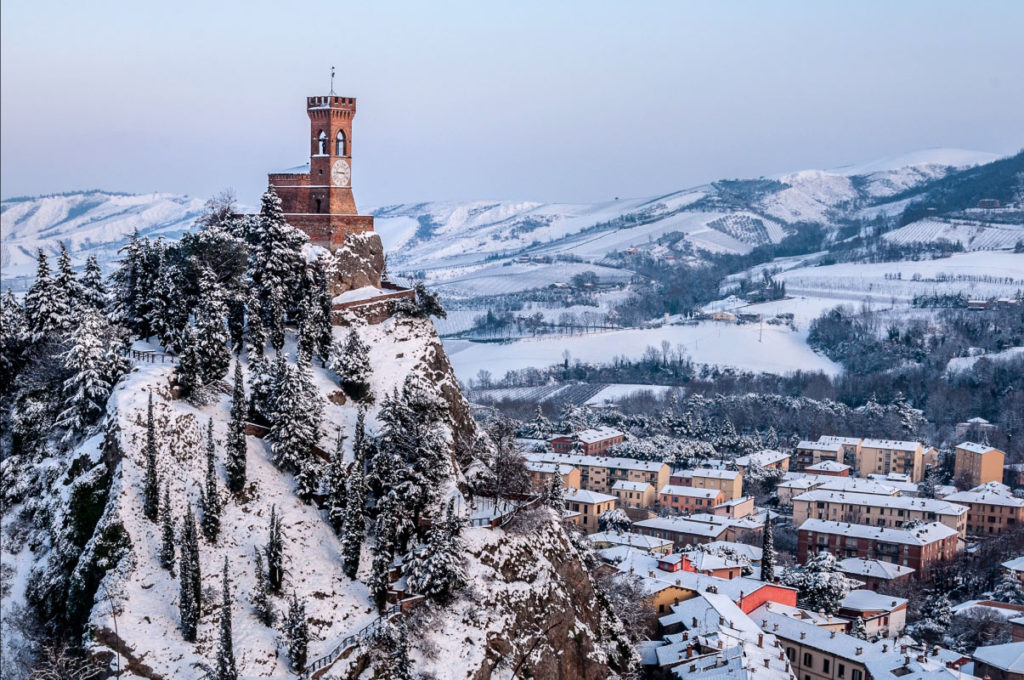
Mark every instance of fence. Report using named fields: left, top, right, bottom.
left=125, top=348, right=176, bottom=363
left=304, top=603, right=403, bottom=678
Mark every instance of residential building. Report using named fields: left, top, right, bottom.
left=954, top=442, right=1006, bottom=488
left=522, top=452, right=670, bottom=496
left=660, top=485, right=725, bottom=514
left=973, top=641, right=1024, bottom=680
left=795, top=436, right=862, bottom=470
left=670, top=467, right=744, bottom=501
left=836, top=558, right=915, bottom=591
left=588, top=530, right=673, bottom=555
left=777, top=474, right=901, bottom=507
left=797, top=519, right=960, bottom=575
left=944, top=484, right=1024, bottom=536
left=856, top=439, right=926, bottom=482
left=839, top=590, right=908, bottom=637
left=548, top=426, right=625, bottom=455
left=634, top=515, right=729, bottom=547
left=791, top=490, right=968, bottom=537
left=956, top=417, right=999, bottom=441
left=1003, top=556, right=1024, bottom=584
left=806, top=461, right=851, bottom=477
left=734, top=449, right=790, bottom=473
left=712, top=496, right=756, bottom=520
left=611, top=480, right=655, bottom=509
left=563, top=488, right=617, bottom=534
left=524, top=461, right=580, bottom=492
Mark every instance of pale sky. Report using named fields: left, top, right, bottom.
left=2, top=1, right=1022, bottom=207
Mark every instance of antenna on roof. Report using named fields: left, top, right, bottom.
left=329, top=66, right=336, bottom=95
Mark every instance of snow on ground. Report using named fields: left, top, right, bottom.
left=773, top=252, right=1024, bottom=305
left=946, top=346, right=1024, bottom=374
left=584, top=384, right=677, bottom=405
left=883, top=219, right=1024, bottom=251
left=443, top=319, right=840, bottom=381
left=427, top=260, right=632, bottom=298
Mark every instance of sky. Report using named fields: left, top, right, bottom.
left=2, top=1, right=1022, bottom=208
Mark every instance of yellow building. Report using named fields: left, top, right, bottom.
left=791, top=489, right=968, bottom=537
left=671, top=468, right=743, bottom=501
left=944, top=483, right=1024, bottom=536
left=612, top=480, right=656, bottom=509
left=564, top=488, right=618, bottom=534
left=523, top=452, right=670, bottom=496
left=524, top=461, right=580, bottom=493
left=954, top=442, right=1005, bottom=488
left=856, top=439, right=925, bottom=482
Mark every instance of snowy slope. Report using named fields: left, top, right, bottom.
left=1, top=191, right=206, bottom=282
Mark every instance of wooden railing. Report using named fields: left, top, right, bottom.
left=125, top=348, right=177, bottom=363
left=304, top=603, right=403, bottom=678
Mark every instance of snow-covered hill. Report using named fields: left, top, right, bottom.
left=2, top=148, right=1010, bottom=293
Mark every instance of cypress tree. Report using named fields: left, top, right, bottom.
left=143, top=393, right=160, bottom=522
left=546, top=470, right=566, bottom=514
left=296, top=294, right=317, bottom=359
left=24, top=249, right=62, bottom=343
left=194, top=266, right=232, bottom=384
left=284, top=591, right=309, bottom=673
left=761, top=517, right=776, bottom=582
left=179, top=509, right=200, bottom=642
left=406, top=500, right=467, bottom=604
left=227, top=297, right=246, bottom=355
left=159, top=483, right=176, bottom=574
left=55, top=309, right=111, bottom=440
left=327, top=430, right=348, bottom=534
left=312, top=259, right=334, bottom=365
left=371, top=618, right=413, bottom=680
left=200, top=418, right=221, bottom=541
left=176, top=325, right=204, bottom=398
left=265, top=505, right=284, bottom=593
left=267, top=289, right=286, bottom=353
left=369, top=493, right=398, bottom=612
left=226, top=362, right=247, bottom=493
left=148, top=252, right=188, bottom=353
left=246, top=295, right=266, bottom=358
left=340, top=433, right=366, bottom=580
left=252, top=548, right=274, bottom=625
left=216, top=557, right=238, bottom=680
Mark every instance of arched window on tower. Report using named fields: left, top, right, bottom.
left=336, top=130, right=347, bottom=156
left=315, top=197, right=322, bottom=213
left=317, top=130, right=327, bottom=155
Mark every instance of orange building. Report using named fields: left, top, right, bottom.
left=954, top=442, right=1006, bottom=488
left=659, top=485, right=725, bottom=514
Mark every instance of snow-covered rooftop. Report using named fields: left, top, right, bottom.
left=550, top=426, right=624, bottom=444
left=957, top=441, right=999, bottom=455
left=798, top=519, right=958, bottom=545
left=972, top=642, right=1024, bottom=673
left=588, top=530, right=672, bottom=551
left=806, top=461, right=850, bottom=472
left=1002, top=556, right=1024, bottom=572
left=792, top=490, right=967, bottom=516
left=860, top=439, right=922, bottom=451
left=837, top=557, right=915, bottom=580
left=660, top=485, right=723, bottom=499
left=634, top=516, right=729, bottom=538
left=734, top=450, right=789, bottom=467
left=523, top=451, right=667, bottom=473
left=564, top=487, right=617, bottom=504
left=840, top=589, right=908, bottom=613
left=612, top=480, right=652, bottom=492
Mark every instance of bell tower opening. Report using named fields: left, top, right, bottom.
left=336, top=130, right=347, bottom=156
left=317, top=130, right=327, bottom=156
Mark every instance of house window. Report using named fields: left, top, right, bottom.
left=823, top=660, right=831, bottom=673
left=838, top=663, right=846, bottom=678
left=852, top=670, right=863, bottom=680
left=786, top=649, right=796, bottom=662
left=803, top=653, right=813, bottom=667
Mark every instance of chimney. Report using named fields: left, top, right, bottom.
left=774, top=624, right=779, bottom=632
left=718, top=640, right=724, bottom=650
left=764, top=659, right=771, bottom=669
left=779, top=651, right=785, bottom=661
left=719, top=616, right=725, bottom=626
left=883, top=644, right=889, bottom=653
left=901, top=645, right=908, bottom=654
left=918, top=655, right=927, bottom=663
left=932, top=646, right=940, bottom=657
left=649, top=570, right=655, bottom=577
left=686, top=645, right=693, bottom=659
left=758, top=634, right=764, bottom=648
left=830, top=631, right=836, bottom=638
left=690, top=665, right=697, bottom=673
left=800, top=632, right=806, bottom=640
left=856, top=647, right=863, bottom=656
left=693, top=617, right=699, bottom=627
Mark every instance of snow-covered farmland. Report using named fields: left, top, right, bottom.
left=443, top=319, right=840, bottom=382
left=883, top=219, right=1024, bottom=251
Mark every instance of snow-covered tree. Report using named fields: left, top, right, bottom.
left=80, top=254, right=107, bottom=311
left=226, top=362, right=247, bottom=493
left=179, top=508, right=201, bottom=642
left=311, top=258, right=334, bottom=364
left=193, top=266, right=232, bottom=384
left=326, top=430, right=349, bottom=534
left=252, top=548, right=274, bottom=626
left=341, top=422, right=366, bottom=579
left=159, top=483, right=176, bottom=573
left=175, top=325, right=204, bottom=399
left=369, top=618, right=413, bottom=680
left=557, top=402, right=590, bottom=433
left=369, top=493, right=398, bottom=612
left=296, top=294, right=318, bottom=359
left=993, top=571, right=1024, bottom=605
left=913, top=590, right=953, bottom=644
left=248, top=187, right=306, bottom=337
left=329, top=329, right=372, bottom=401
left=246, top=295, right=266, bottom=358
left=143, top=393, right=160, bottom=522
left=851, top=616, right=867, bottom=640
left=53, top=243, right=81, bottom=330
left=265, top=505, right=284, bottom=593
left=598, top=508, right=631, bottom=533
left=247, top=352, right=274, bottom=422
left=284, top=591, right=309, bottom=673
left=24, top=249, right=64, bottom=342
left=200, top=418, right=221, bottom=541
left=761, top=518, right=776, bottom=582
left=109, top=230, right=160, bottom=338
left=148, top=252, right=189, bottom=352
left=781, top=550, right=852, bottom=616
left=55, top=309, right=111, bottom=441
left=216, top=556, right=238, bottom=680
left=0, top=288, right=26, bottom=392
left=413, top=283, right=446, bottom=319
left=547, top=471, right=566, bottom=514
left=406, top=500, right=467, bottom=604
left=268, top=353, right=323, bottom=486
left=528, top=405, right=552, bottom=438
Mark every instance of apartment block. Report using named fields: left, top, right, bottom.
left=792, top=490, right=968, bottom=537
left=523, top=452, right=670, bottom=496
left=944, top=483, right=1024, bottom=536
left=797, top=519, right=960, bottom=574
left=954, top=442, right=1006, bottom=488
left=670, top=468, right=743, bottom=501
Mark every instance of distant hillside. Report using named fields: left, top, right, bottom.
left=3, top=148, right=1017, bottom=293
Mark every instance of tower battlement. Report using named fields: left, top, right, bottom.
left=307, top=95, right=356, bottom=111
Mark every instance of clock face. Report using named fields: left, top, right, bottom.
left=331, top=159, right=351, bottom=187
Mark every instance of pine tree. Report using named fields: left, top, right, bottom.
left=179, top=508, right=201, bottom=642
left=994, top=571, right=1024, bottom=605
left=267, top=289, right=286, bottom=353
left=270, top=352, right=323, bottom=501
left=370, top=618, right=413, bottom=680
left=341, top=429, right=366, bottom=579
left=252, top=549, right=274, bottom=625
left=216, top=557, right=238, bottom=680
left=200, top=419, right=221, bottom=541
left=148, top=252, right=189, bottom=352
left=159, top=483, right=176, bottom=574
left=227, top=297, right=246, bottom=354
left=80, top=255, right=107, bottom=311
left=109, top=230, right=159, bottom=338
left=248, top=187, right=307, bottom=328
left=761, top=517, right=776, bottom=582
left=175, top=325, right=204, bottom=398
left=55, top=309, right=111, bottom=441
left=246, top=295, right=266, bottom=358
left=247, top=352, right=274, bottom=421
left=312, top=259, right=334, bottom=365
left=226, top=362, right=247, bottom=493
left=296, top=294, right=318, bottom=359
left=284, top=591, right=309, bottom=673
left=0, top=288, right=27, bottom=394
left=194, top=266, right=232, bottom=384
left=265, top=505, right=284, bottom=593
left=406, top=500, right=467, bottom=604
left=24, top=249, right=62, bottom=342
left=53, top=243, right=80, bottom=332
left=327, top=430, right=349, bottom=534
left=547, top=470, right=566, bottom=514
left=143, top=393, right=160, bottom=522
left=328, top=329, right=371, bottom=400
left=852, top=616, right=867, bottom=640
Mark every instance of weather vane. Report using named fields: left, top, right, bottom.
left=330, top=66, right=336, bottom=95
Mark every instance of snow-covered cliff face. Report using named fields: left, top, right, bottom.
left=1, top=304, right=626, bottom=679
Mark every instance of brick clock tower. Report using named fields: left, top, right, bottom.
left=268, top=95, right=374, bottom=250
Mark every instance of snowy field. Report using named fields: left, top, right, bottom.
left=443, top=319, right=840, bottom=382
left=883, top=219, right=1024, bottom=251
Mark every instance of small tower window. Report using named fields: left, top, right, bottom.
left=315, top=197, right=322, bottom=213
left=336, top=130, right=347, bottom=156
left=317, top=130, right=327, bottom=155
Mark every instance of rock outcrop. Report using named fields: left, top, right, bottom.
left=328, top=231, right=385, bottom=295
